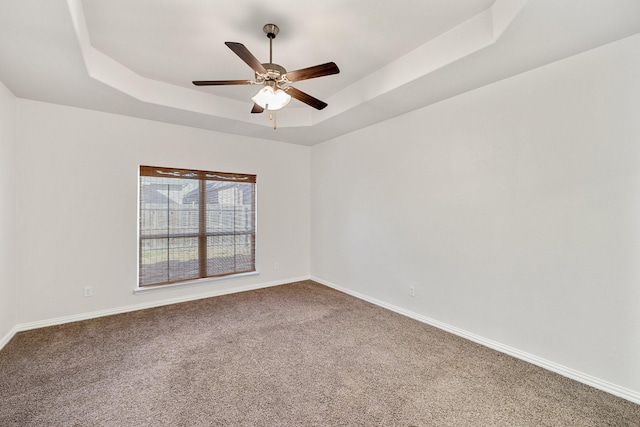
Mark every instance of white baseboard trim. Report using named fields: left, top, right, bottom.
left=4, top=275, right=638, bottom=404
left=311, top=276, right=640, bottom=405
left=1, top=276, right=310, bottom=348
left=0, top=325, right=20, bottom=351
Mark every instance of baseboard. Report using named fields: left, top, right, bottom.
left=3, top=276, right=310, bottom=345
left=0, top=325, right=20, bottom=351
left=5, top=275, right=638, bottom=405
left=311, top=276, right=640, bottom=405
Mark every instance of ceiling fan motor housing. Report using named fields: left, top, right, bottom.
left=258, top=62, right=287, bottom=82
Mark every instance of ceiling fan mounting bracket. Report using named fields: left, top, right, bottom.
left=263, top=24, right=279, bottom=39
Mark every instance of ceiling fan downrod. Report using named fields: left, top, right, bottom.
left=263, top=24, right=279, bottom=64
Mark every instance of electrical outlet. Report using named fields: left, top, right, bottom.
left=83, top=286, right=93, bottom=297
left=409, top=286, right=415, bottom=297
left=274, top=263, right=280, bottom=270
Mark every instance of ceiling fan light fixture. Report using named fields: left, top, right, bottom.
left=251, top=85, right=291, bottom=111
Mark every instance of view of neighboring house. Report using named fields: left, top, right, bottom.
left=139, top=178, right=255, bottom=285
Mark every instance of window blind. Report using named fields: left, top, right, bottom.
left=139, top=166, right=256, bottom=287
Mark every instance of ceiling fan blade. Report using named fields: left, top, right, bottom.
left=284, top=62, right=340, bottom=82
left=251, top=103, right=264, bottom=114
left=192, top=80, right=253, bottom=86
left=225, top=42, right=268, bottom=74
left=285, top=87, right=328, bottom=110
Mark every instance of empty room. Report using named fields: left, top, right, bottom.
left=1, top=0, right=639, bottom=425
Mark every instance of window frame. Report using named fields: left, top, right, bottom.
left=137, top=165, right=257, bottom=289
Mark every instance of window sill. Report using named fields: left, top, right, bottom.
left=133, top=271, right=259, bottom=294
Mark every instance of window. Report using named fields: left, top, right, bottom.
left=138, top=166, right=256, bottom=287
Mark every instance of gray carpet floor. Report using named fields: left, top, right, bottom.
left=1, top=280, right=638, bottom=426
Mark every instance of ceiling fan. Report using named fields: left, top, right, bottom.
left=193, top=24, right=340, bottom=114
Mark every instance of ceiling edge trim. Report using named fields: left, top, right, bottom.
left=66, top=0, right=312, bottom=129
left=66, top=0, right=527, bottom=131
left=318, top=0, right=529, bottom=125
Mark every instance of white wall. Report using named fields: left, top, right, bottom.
left=311, top=34, right=640, bottom=397
left=0, top=80, right=17, bottom=342
left=15, top=100, right=310, bottom=324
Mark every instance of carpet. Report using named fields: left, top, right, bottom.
left=1, top=280, right=638, bottom=426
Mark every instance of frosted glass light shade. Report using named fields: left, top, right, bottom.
left=251, top=86, right=292, bottom=111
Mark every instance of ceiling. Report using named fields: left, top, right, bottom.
left=1, top=0, right=639, bottom=146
